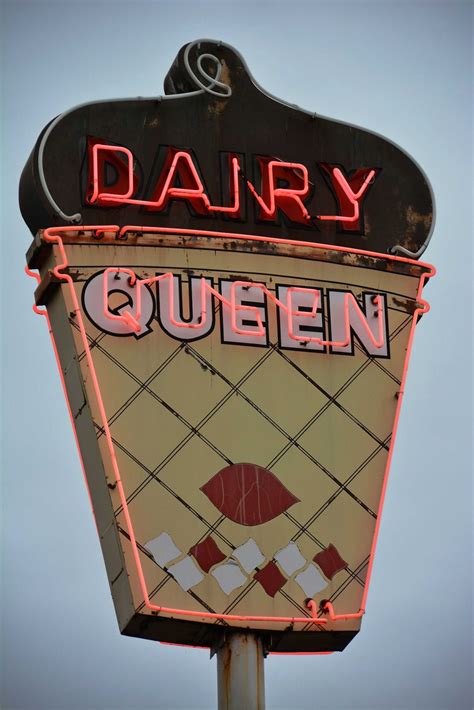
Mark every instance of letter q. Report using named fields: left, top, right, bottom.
left=82, top=269, right=155, bottom=338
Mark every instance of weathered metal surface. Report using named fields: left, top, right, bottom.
left=20, top=40, right=436, bottom=663
left=26, top=232, right=432, bottom=652
left=19, top=40, right=433, bottom=257
left=28, top=232, right=427, bottom=278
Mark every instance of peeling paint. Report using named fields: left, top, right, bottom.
left=392, top=296, right=416, bottom=314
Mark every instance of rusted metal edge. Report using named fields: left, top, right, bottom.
left=26, top=231, right=432, bottom=278
left=33, top=270, right=60, bottom=306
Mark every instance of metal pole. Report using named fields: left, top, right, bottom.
left=217, top=633, right=265, bottom=710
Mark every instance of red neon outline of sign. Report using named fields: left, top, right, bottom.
left=317, top=167, right=376, bottom=223
left=25, top=266, right=98, bottom=531
left=33, top=224, right=434, bottom=630
left=90, top=144, right=135, bottom=204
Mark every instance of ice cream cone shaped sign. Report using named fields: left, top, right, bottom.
left=21, top=40, right=435, bottom=653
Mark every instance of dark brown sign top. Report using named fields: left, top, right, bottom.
left=19, top=39, right=433, bottom=258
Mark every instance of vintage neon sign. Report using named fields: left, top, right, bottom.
left=21, top=38, right=435, bottom=656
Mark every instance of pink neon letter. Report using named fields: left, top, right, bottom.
left=89, top=144, right=135, bottom=204
left=277, top=286, right=325, bottom=351
left=147, top=149, right=211, bottom=214
left=328, top=291, right=387, bottom=355
left=247, top=159, right=311, bottom=224
left=157, top=275, right=215, bottom=340
left=318, top=165, right=377, bottom=230
left=220, top=280, right=268, bottom=346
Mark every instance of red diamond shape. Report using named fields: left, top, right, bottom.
left=189, top=536, right=226, bottom=573
left=254, top=561, right=286, bottom=597
left=313, top=543, right=348, bottom=580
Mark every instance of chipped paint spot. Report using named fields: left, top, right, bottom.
left=208, top=61, right=232, bottom=116
left=392, top=296, right=416, bottom=314
left=398, top=205, right=432, bottom=251
left=219, top=59, right=231, bottom=88
left=406, top=206, right=431, bottom=229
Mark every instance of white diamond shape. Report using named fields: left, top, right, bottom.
left=168, top=556, right=204, bottom=591
left=295, top=563, right=328, bottom=597
left=211, top=561, right=247, bottom=595
left=145, top=532, right=181, bottom=567
left=232, top=538, right=265, bottom=573
left=274, top=542, right=306, bottom=576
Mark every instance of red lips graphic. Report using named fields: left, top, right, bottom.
left=201, top=463, right=299, bottom=526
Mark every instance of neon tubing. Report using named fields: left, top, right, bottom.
left=318, top=168, right=376, bottom=223
left=225, top=282, right=384, bottom=348
left=306, top=599, right=364, bottom=622
left=183, top=40, right=231, bottom=98
left=90, top=144, right=135, bottom=204
left=102, top=267, right=141, bottom=331
left=36, top=38, right=435, bottom=260
left=147, top=151, right=209, bottom=210
left=94, top=150, right=210, bottom=209
left=25, top=266, right=97, bottom=529
left=34, top=224, right=434, bottom=627
left=89, top=148, right=379, bottom=227
left=92, top=149, right=241, bottom=216
left=207, top=157, right=241, bottom=214
left=246, top=161, right=311, bottom=221
left=35, top=45, right=231, bottom=223
left=114, top=224, right=435, bottom=274
left=102, top=269, right=385, bottom=348
left=103, top=270, right=209, bottom=332
left=41, top=227, right=326, bottom=626
left=285, top=288, right=385, bottom=348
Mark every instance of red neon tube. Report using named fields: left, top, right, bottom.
left=91, top=150, right=242, bottom=216
left=318, top=168, right=376, bottom=223
left=90, top=144, right=135, bottom=204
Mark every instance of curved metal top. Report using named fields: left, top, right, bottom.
left=19, top=38, right=434, bottom=259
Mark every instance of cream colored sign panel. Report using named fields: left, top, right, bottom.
left=32, top=230, right=433, bottom=648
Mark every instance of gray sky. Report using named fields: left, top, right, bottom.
left=1, top=1, right=472, bottom=709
